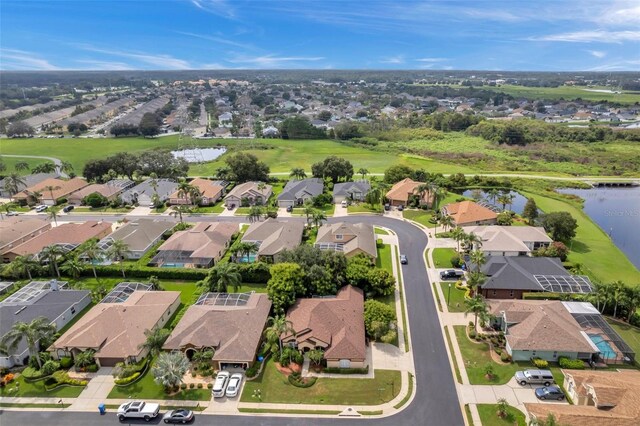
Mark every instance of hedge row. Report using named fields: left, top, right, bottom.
left=558, top=356, right=585, bottom=369
left=114, top=372, right=140, bottom=385
left=288, top=372, right=317, bottom=388
left=323, top=366, right=369, bottom=375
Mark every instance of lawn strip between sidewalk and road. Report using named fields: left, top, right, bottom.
left=443, top=327, right=462, bottom=384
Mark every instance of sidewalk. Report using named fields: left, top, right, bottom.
left=68, top=368, right=115, bottom=411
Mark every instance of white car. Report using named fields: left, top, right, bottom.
left=117, top=400, right=160, bottom=422
left=225, top=373, right=243, bottom=398
left=212, top=371, right=230, bottom=398
left=35, top=205, right=48, bottom=212
left=6, top=211, right=19, bottom=216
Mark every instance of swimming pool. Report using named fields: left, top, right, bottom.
left=588, top=334, right=617, bottom=360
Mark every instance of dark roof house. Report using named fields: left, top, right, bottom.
left=277, top=178, right=324, bottom=207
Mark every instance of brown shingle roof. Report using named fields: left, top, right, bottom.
left=284, top=286, right=366, bottom=360
left=163, top=293, right=271, bottom=363
left=442, top=200, right=497, bottom=226
left=67, top=183, right=126, bottom=201
left=525, top=370, right=640, bottom=426
left=14, top=177, right=89, bottom=201
left=385, top=178, right=431, bottom=204
left=157, top=222, right=237, bottom=260
left=169, top=178, right=224, bottom=202
left=0, top=217, right=51, bottom=254
left=242, top=219, right=304, bottom=256
left=315, top=222, right=377, bottom=258
left=51, top=291, right=180, bottom=359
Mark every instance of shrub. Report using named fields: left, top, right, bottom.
left=191, top=371, right=197, bottom=378
left=114, top=372, right=141, bottom=385
left=469, top=330, right=477, bottom=339
left=288, top=373, right=317, bottom=388
left=189, top=383, right=195, bottom=389
left=532, top=358, right=549, bottom=368
left=323, top=366, right=370, bottom=374
left=558, top=356, right=585, bottom=369
left=59, top=357, right=74, bottom=369
left=41, top=360, right=61, bottom=376
left=21, top=367, right=44, bottom=380
left=494, top=348, right=502, bottom=356
left=469, top=321, right=474, bottom=327
left=450, top=255, right=462, bottom=268
left=246, top=363, right=261, bottom=378
left=180, top=383, right=187, bottom=390
left=86, top=364, right=99, bottom=373
left=500, top=353, right=512, bottom=363
left=207, top=383, right=213, bottom=389
left=197, top=383, right=203, bottom=389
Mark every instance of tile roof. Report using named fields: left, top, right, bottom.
left=315, top=222, right=377, bottom=258
left=0, top=172, right=59, bottom=196
left=525, top=370, right=640, bottom=426
left=163, top=293, right=271, bottom=363
left=442, top=200, right=497, bottom=225
left=169, top=178, right=224, bottom=201
left=68, top=180, right=133, bottom=201
left=285, top=286, right=366, bottom=360
left=0, top=217, right=51, bottom=254
left=462, top=226, right=552, bottom=253
left=51, top=291, right=180, bottom=359
left=488, top=300, right=598, bottom=353
left=242, top=219, right=304, bottom=256
left=157, top=222, right=237, bottom=260
left=224, top=181, right=272, bottom=200
left=14, top=177, right=89, bottom=201
left=385, top=178, right=431, bottom=204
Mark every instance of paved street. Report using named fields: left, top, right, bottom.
left=1, top=214, right=464, bottom=426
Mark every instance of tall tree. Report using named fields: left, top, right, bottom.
left=152, top=351, right=189, bottom=392
left=464, top=295, right=488, bottom=330
left=10, top=254, right=39, bottom=280
left=311, top=156, right=354, bottom=183
left=40, top=244, right=65, bottom=278
left=106, top=240, right=130, bottom=278
left=79, top=239, right=103, bottom=279
left=541, top=211, right=578, bottom=242
left=138, top=328, right=170, bottom=357
left=522, top=198, right=539, bottom=225
left=0, top=317, right=56, bottom=369
left=263, top=315, right=295, bottom=355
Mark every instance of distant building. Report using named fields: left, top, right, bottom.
left=13, top=177, right=89, bottom=206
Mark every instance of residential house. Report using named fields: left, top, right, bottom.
left=489, top=300, right=605, bottom=362
left=97, top=219, right=174, bottom=260
left=333, top=181, right=371, bottom=203
left=163, top=292, right=271, bottom=370
left=441, top=201, right=498, bottom=226
left=50, top=285, right=180, bottom=366
left=241, top=219, right=304, bottom=262
left=0, top=172, right=59, bottom=198
left=525, top=370, right=640, bottom=426
left=168, top=178, right=224, bottom=206
left=315, top=222, right=377, bottom=259
left=385, top=178, right=432, bottom=207
left=462, top=226, right=552, bottom=256
left=150, top=222, right=237, bottom=268
left=277, top=178, right=324, bottom=208
left=2, top=221, right=112, bottom=262
left=224, top=182, right=272, bottom=208
left=282, top=285, right=367, bottom=369
left=13, top=177, right=89, bottom=206
left=120, top=179, right=178, bottom=207
left=67, top=179, right=134, bottom=205
left=473, top=256, right=593, bottom=299
left=0, top=280, right=90, bottom=368
left=218, top=112, right=233, bottom=127
left=0, top=217, right=51, bottom=263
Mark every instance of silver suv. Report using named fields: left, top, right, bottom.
left=515, top=369, right=554, bottom=386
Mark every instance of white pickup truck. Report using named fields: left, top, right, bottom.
left=117, top=400, right=160, bottom=422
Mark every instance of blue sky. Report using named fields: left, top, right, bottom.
left=1, top=0, right=639, bottom=71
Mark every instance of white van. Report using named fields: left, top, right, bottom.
left=340, top=200, right=348, bottom=208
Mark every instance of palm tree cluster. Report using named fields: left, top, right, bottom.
left=0, top=317, right=56, bottom=369
left=176, top=179, right=201, bottom=205
left=263, top=315, right=295, bottom=356
left=450, top=227, right=483, bottom=253
left=588, top=281, right=640, bottom=322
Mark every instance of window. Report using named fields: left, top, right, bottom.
left=509, top=290, right=514, bottom=297
left=492, top=290, right=497, bottom=296
left=335, top=234, right=343, bottom=240
left=553, top=351, right=557, bottom=358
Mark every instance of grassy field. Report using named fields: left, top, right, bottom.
left=477, top=404, right=526, bottom=426
left=519, top=189, right=640, bottom=284
left=0, top=375, right=85, bottom=398
left=484, top=84, right=640, bottom=104
left=606, top=318, right=640, bottom=358
left=0, top=157, right=55, bottom=175
left=440, top=282, right=467, bottom=312
left=240, top=359, right=401, bottom=405
left=432, top=248, right=457, bottom=268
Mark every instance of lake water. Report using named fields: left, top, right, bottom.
left=558, top=187, right=640, bottom=270
left=461, top=189, right=529, bottom=214
left=171, top=147, right=226, bottom=163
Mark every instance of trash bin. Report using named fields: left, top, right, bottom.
left=98, top=403, right=106, bottom=415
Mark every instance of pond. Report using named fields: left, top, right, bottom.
left=558, top=187, right=640, bottom=270
left=171, top=147, right=227, bottom=163
left=461, top=189, right=529, bottom=214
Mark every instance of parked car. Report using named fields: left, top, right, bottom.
left=340, top=200, right=348, bottom=208
left=440, top=270, right=464, bottom=280
left=63, top=205, right=74, bottom=213
left=35, top=205, right=48, bottom=212
left=535, top=385, right=565, bottom=401
left=212, top=371, right=230, bottom=398
left=162, top=408, right=194, bottom=424
left=397, top=205, right=404, bottom=211
left=384, top=203, right=390, bottom=211
left=515, top=369, right=555, bottom=387
left=286, top=205, right=293, bottom=213
left=400, top=254, right=408, bottom=264
left=117, top=401, right=160, bottom=422
left=6, top=211, right=19, bottom=216
left=225, top=373, right=243, bottom=397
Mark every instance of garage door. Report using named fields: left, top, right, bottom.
left=339, top=359, right=351, bottom=368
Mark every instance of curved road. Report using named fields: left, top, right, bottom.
left=0, top=215, right=464, bottom=426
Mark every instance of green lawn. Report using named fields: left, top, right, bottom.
left=439, top=282, right=467, bottom=312
left=606, top=318, right=640, bottom=359
left=477, top=404, right=526, bottom=426
left=432, top=248, right=458, bottom=268
left=0, top=375, right=86, bottom=398
left=348, top=203, right=382, bottom=214
left=483, top=84, right=640, bottom=104
left=240, top=359, right=401, bottom=405
left=376, top=244, right=393, bottom=273
left=157, top=281, right=200, bottom=304
left=234, top=207, right=252, bottom=215
left=190, top=202, right=225, bottom=213
left=71, top=206, right=130, bottom=213
left=236, top=282, right=268, bottom=293
left=402, top=209, right=437, bottom=228
left=0, top=156, right=55, bottom=175
left=107, top=359, right=210, bottom=401
left=519, top=189, right=640, bottom=284
left=374, top=227, right=389, bottom=235
left=292, top=204, right=334, bottom=216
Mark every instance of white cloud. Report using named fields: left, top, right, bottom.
left=416, top=57, right=447, bottom=62
left=227, top=54, right=325, bottom=67
left=0, top=48, right=58, bottom=70
left=599, top=3, right=640, bottom=25
left=73, top=59, right=133, bottom=70
left=74, top=44, right=192, bottom=69
left=527, top=30, right=640, bottom=43
left=174, top=31, right=255, bottom=50
left=586, top=59, right=640, bottom=71
left=587, top=50, right=606, bottom=58
left=190, top=0, right=236, bottom=19
left=380, top=55, right=405, bottom=64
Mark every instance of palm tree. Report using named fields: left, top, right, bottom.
left=30, top=190, right=43, bottom=205
left=40, top=244, right=65, bottom=278
left=235, top=242, right=259, bottom=263
left=152, top=351, right=189, bottom=392
left=171, top=205, right=191, bottom=223
left=312, top=210, right=327, bottom=229
left=44, top=185, right=61, bottom=204
left=263, top=315, right=295, bottom=355
left=439, top=214, right=454, bottom=232
left=469, top=250, right=486, bottom=274
left=464, top=295, right=488, bottom=330
left=47, top=208, right=59, bottom=226
left=138, top=328, right=170, bottom=357
left=611, top=280, right=627, bottom=318
left=248, top=206, right=264, bottom=223
left=487, top=188, right=500, bottom=205
left=10, top=254, right=39, bottom=280
left=365, top=187, right=382, bottom=208
left=74, top=350, right=96, bottom=368
left=211, top=262, right=242, bottom=292
left=79, top=239, right=103, bottom=279
left=465, top=232, right=483, bottom=252
left=451, top=227, right=466, bottom=253
left=3, top=173, right=27, bottom=201
left=357, top=168, right=369, bottom=179
left=61, top=255, right=85, bottom=279
left=625, top=286, right=640, bottom=322
left=14, top=161, right=29, bottom=172
left=496, top=398, right=510, bottom=418
left=106, top=240, right=130, bottom=278
left=432, top=187, right=447, bottom=211
left=466, top=271, right=486, bottom=297
left=416, top=182, right=435, bottom=207
left=215, top=166, right=231, bottom=180
left=290, top=167, right=306, bottom=180
left=176, top=179, right=198, bottom=205
left=302, top=202, right=315, bottom=224
left=497, top=194, right=510, bottom=211
left=0, top=317, right=56, bottom=369
left=31, top=162, right=57, bottom=174
left=59, top=161, right=74, bottom=175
